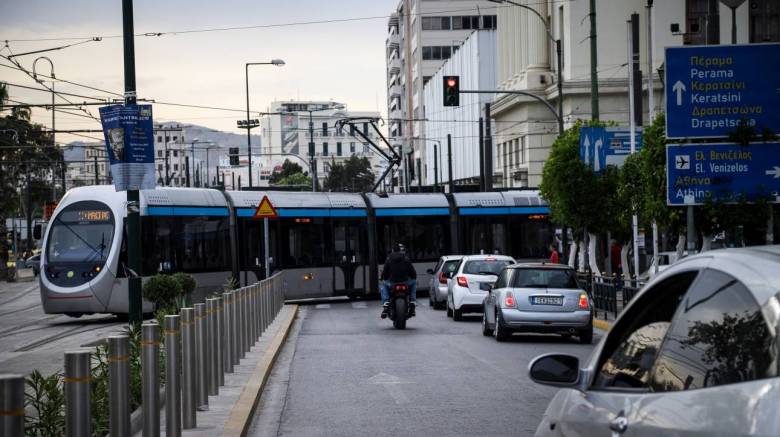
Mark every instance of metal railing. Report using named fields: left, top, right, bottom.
left=577, top=273, right=645, bottom=320
left=0, top=273, right=286, bottom=437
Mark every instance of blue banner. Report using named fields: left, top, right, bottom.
left=579, top=127, right=642, bottom=174
left=666, top=142, right=780, bottom=206
left=665, top=43, right=780, bottom=139
left=99, top=104, right=155, bottom=191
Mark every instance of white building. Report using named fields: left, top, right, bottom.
left=492, top=0, right=779, bottom=189
left=259, top=101, right=384, bottom=188
left=422, top=29, right=497, bottom=187
left=386, top=0, right=499, bottom=186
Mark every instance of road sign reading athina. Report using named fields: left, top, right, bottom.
left=254, top=195, right=278, bottom=218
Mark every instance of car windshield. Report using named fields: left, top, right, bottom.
left=512, top=268, right=578, bottom=288
left=463, top=259, right=512, bottom=275
left=46, top=201, right=115, bottom=264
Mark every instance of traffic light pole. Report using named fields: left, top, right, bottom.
left=123, top=0, right=142, bottom=325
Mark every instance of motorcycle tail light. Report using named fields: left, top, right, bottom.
left=504, top=292, right=515, bottom=307
left=578, top=293, right=589, bottom=310
left=438, top=272, right=448, bottom=284
left=456, top=276, right=468, bottom=288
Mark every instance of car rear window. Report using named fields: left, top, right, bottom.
left=442, top=260, right=460, bottom=274
left=463, top=259, right=513, bottom=275
left=512, top=269, right=578, bottom=288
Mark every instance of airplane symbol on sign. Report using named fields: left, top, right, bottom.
left=676, top=155, right=690, bottom=170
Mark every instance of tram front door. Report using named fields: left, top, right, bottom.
left=333, top=219, right=366, bottom=295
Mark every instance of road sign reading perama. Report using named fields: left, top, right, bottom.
left=254, top=195, right=278, bottom=218
left=666, top=142, right=780, bottom=206
left=665, top=43, right=780, bottom=139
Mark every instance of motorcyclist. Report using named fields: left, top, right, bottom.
left=380, top=243, right=417, bottom=319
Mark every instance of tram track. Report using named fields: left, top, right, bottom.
left=13, top=318, right=119, bottom=352
left=0, top=284, right=38, bottom=307
left=0, top=303, right=40, bottom=318
left=0, top=315, right=63, bottom=338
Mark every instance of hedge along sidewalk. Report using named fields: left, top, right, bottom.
left=149, top=304, right=298, bottom=437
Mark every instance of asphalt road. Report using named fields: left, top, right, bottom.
left=250, top=298, right=601, bottom=437
left=0, top=281, right=126, bottom=376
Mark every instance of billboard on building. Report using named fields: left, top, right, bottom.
left=281, top=113, right=299, bottom=155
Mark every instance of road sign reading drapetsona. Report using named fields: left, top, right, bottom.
left=664, top=43, right=780, bottom=139
left=254, top=196, right=278, bottom=218
left=99, top=104, right=155, bottom=191
left=579, top=127, right=643, bottom=174
left=666, top=142, right=780, bottom=206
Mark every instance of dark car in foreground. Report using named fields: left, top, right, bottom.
left=528, top=246, right=780, bottom=436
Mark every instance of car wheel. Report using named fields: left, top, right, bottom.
left=578, top=328, right=593, bottom=344
left=446, top=297, right=453, bottom=318
left=453, top=306, right=463, bottom=321
left=494, top=310, right=509, bottom=342
left=481, top=312, right=493, bottom=336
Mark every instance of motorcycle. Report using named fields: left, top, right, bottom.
left=387, top=282, right=413, bottom=329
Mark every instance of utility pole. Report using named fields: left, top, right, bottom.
left=309, top=111, right=316, bottom=192
left=478, top=117, right=485, bottom=191
left=123, top=0, right=142, bottom=325
left=589, top=0, right=599, bottom=120
left=185, top=156, right=190, bottom=187
left=94, top=154, right=99, bottom=185
left=447, top=134, right=453, bottom=194
left=433, top=142, right=439, bottom=189
left=647, top=0, right=660, bottom=273
left=484, top=104, right=493, bottom=191
left=629, top=14, right=641, bottom=279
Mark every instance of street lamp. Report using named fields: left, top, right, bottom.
left=245, top=59, right=285, bottom=187
left=488, top=0, right=564, bottom=135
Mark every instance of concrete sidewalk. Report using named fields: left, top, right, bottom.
left=151, top=304, right=298, bottom=437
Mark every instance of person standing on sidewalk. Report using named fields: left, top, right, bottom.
left=549, top=244, right=560, bottom=264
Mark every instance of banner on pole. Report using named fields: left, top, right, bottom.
left=99, top=104, right=156, bottom=191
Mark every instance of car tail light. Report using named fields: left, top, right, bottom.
left=439, top=272, right=448, bottom=284
left=456, top=276, right=468, bottom=287
left=578, top=293, right=589, bottom=310
left=504, top=292, right=515, bottom=307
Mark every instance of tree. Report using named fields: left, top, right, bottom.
left=274, top=172, right=312, bottom=188
left=323, top=156, right=375, bottom=192
left=269, top=159, right=306, bottom=185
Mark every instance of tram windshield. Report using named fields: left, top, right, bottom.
left=47, top=201, right=115, bottom=265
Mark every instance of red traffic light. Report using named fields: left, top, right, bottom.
left=447, top=78, right=457, bottom=88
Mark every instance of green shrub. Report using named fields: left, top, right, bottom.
left=172, top=272, right=197, bottom=297
left=25, top=371, right=65, bottom=437
left=143, top=274, right=182, bottom=312
left=222, top=276, right=238, bottom=292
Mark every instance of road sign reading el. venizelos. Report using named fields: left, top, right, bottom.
left=666, top=142, right=780, bottom=206
left=664, top=43, right=780, bottom=139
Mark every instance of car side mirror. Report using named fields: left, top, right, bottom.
left=528, top=353, right=580, bottom=387
left=426, top=268, right=434, bottom=274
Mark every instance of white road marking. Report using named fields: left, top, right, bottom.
left=315, top=304, right=331, bottom=309
left=351, top=302, right=367, bottom=309
left=368, top=372, right=409, bottom=404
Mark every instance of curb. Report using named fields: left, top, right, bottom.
left=222, top=305, right=299, bottom=437
left=593, top=318, right=612, bottom=331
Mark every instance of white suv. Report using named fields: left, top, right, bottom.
left=447, top=254, right=516, bottom=321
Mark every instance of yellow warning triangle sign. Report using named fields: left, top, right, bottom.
left=254, top=195, right=278, bottom=218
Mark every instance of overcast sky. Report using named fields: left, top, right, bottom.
left=0, top=0, right=398, bottom=144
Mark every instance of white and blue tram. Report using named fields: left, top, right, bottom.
left=40, top=186, right=553, bottom=316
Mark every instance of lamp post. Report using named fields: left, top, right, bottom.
left=412, top=137, right=442, bottom=188
left=488, top=0, right=564, bottom=135
left=245, top=59, right=285, bottom=188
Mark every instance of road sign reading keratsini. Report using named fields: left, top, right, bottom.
left=666, top=142, right=780, bottom=206
left=664, top=43, right=780, bottom=139
left=99, top=104, right=156, bottom=191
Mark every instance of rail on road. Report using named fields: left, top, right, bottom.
left=0, top=273, right=287, bottom=436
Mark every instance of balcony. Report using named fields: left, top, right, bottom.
left=387, top=32, right=400, bottom=51
left=389, top=84, right=402, bottom=99
left=388, top=57, right=401, bottom=75
left=389, top=109, right=403, bottom=123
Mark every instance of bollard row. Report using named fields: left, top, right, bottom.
left=0, top=274, right=286, bottom=437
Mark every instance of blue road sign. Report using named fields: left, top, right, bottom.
left=579, top=127, right=642, bottom=173
left=666, top=142, right=780, bottom=206
left=99, top=104, right=155, bottom=191
left=665, top=43, right=780, bottom=139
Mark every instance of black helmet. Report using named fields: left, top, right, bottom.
left=393, top=243, right=406, bottom=253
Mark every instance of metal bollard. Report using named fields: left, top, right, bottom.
left=194, top=303, right=208, bottom=409
left=253, top=285, right=259, bottom=342
left=109, top=335, right=130, bottom=437
left=64, top=350, right=91, bottom=437
left=250, top=285, right=256, bottom=343
left=164, top=315, right=182, bottom=437
left=216, top=297, right=225, bottom=385
left=180, top=308, right=196, bottom=429
left=236, top=289, right=244, bottom=359
left=206, top=298, right=218, bottom=396
left=0, top=374, right=25, bottom=436
left=241, top=288, right=249, bottom=355
left=265, top=281, right=271, bottom=330
left=223, top=292, right=234, bottom=373
left=141, top=322, right=160, bottom=437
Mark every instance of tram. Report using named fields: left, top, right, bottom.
left=40, top=186, right=553, bottom=316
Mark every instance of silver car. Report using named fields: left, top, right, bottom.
left=528, top=246, right=780, bottom=437
left=482, top=263, right=593, bottom=343
left=427, top=255, right=463, bottom=310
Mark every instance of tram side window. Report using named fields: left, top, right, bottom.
left=461, top=217, right=507, bottom=255
left=509, top=217, right=553, bottom=260
left=377, top=216, right=449, bottom=262
left=279, top=218, right=329, bottom=268
left=141, top=216, right=231, bottom=275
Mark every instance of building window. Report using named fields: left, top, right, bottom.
left=165, top=136, right=170, bottom=143
left=422, top=46, right=452, bottom=60
left=158, top=164, right=163, bottom=172
left=322, top=122, right=328, bottom=136
left=363, top=143, right=370, bottom=154
left=157, top=151, right=162, bottom=158
left=452, top=16, right=481, bottom=30
left=323, top=143, right=329, bottom=156
left=350, top=125, right=356, bottom=136
left=172, top=136, right=178, bottom=142
left=173, top=150, right=178, bottom=157
left=750, top=0, right=780, bottom=42
left=337, top=142, right=343, bottom=156
left=350, top=142, right=356, bottom=154
left=685, top=0, right=720, bottom=45
left=482, top=15, right=497, bottom=29
left=422, top=16, right=451, bottom=30
left=157, top=136, right=162, bottom=143
left=174, top=164, right=179, bottom=171
left=363, top=122, right=369, bottom=136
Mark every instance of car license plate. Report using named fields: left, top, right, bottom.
left=531, top=296, right=563, bottom=306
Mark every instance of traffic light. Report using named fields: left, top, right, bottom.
left=443, top=75, right=460, bottom=107
left=229, top=147, right=239, bottom=166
